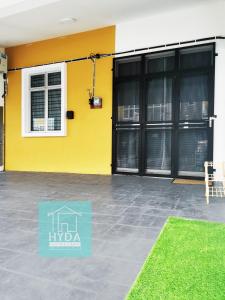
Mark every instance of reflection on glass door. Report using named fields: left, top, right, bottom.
left=179, top=74, right=209, bottom=121
left=116, top=129, right=139, bottom=173
left=146, top=129, right=171, bottom=175
left=117, top=81, right=140, bottom=122
left=146, top=77, right=172, bottom=122
left=178, top=129, right=208, bottom=177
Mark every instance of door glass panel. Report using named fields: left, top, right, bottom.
left=178, top=129, right=208, bottom=177
left=116, top=129, right=139, bottom=172
left=115, top=57, right=141, bottom=78
left=180, top=74, right=209, bottom=121
left=117, top=81, right=140, bottom=122
left=0, top=107, right=3, bottom=170
left=180, top=45, right=213, bottom=70
left=146, top=129, right=171, bottom=175
left=145, top=51, right=175, bottom=74
left=147, top=77, right=173, bottom=122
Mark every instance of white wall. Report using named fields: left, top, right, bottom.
left=214, top=40, right=225, bottom=166
left=116, top=1, right=225, bottom=165
left=116, top=1, right=225, bottom=52
left=0, top=73, right=3, bottom=107
left=0, top=48, right=5, bottom=107
left=0, top=48, right=4, bottom=171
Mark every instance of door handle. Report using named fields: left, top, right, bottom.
left=209, top=115, right=217, bottom=128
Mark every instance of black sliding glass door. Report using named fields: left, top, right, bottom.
left=112, top=44, right=215, bottom=178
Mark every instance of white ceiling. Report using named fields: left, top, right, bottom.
left=0, top=0, right=222, bottom=47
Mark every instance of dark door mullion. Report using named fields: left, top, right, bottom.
left=178, top=70, right=212, bottom=124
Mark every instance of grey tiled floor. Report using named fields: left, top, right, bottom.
left=0, top=172, right=225, bottom=300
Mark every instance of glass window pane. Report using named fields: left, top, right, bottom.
left=178, top=129, right=208, bottom=176
left=48, top=89, right=61, bottom=131
left=117, top=81, right=140, bottom=122
left=180, top=45, right=213, bottom=69
left=31, top=91, right=45, bottom=131
left=31, top=74, right=45, bottom=88
left=145, top=51, right=175, bottom=73
left=115, top=57, right=141, bottom=77
left=48, top=72, right=61, bottom=86
left=147, top=77, right=172, bottom=122
left=180, top=74, right=209, bottom=121
left=116, top=129, right=139, bottom=172
left=146, top=129, right=171, bottom=175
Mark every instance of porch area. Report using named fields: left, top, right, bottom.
left=0, top=172, right=224, bottom=300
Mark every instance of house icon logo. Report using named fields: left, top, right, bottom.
left=39, top=201, right=92, bottom=257
left=47, top=205, right=82, bottom=248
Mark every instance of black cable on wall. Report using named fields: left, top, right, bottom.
left=8, top=35, right=225, bottom=72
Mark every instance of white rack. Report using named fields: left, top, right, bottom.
left=204, top=161, right=225, bottom=204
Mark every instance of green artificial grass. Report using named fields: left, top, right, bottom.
left=126, top=217, right=225, bottom=300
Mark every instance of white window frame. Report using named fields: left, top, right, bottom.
left=22, top=62, right=67, bottom=137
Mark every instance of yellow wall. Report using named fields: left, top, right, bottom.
left=5, top=26, right=115, bottom=174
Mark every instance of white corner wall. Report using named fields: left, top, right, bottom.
left=0, top=48, right=5, bottom=107
left=116, top=1, right=225, bottom=164
left=116, top=1, right=225, bottom=52
left=214, top=40, right=225, bottom=165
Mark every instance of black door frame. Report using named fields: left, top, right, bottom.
left=112, top=43, right=215, bottom=179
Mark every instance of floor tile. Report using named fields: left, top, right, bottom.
left=0, top=171, right=224, bottom=299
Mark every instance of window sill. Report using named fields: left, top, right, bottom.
left=22, top=131, right=66, bottom=138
